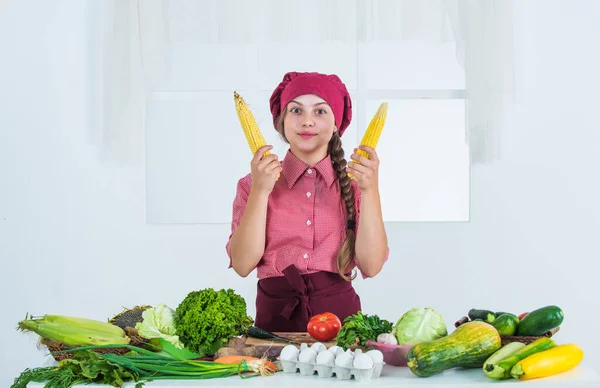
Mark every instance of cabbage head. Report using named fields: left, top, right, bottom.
left=393, top=307, right=448, bottom=346
left=135, top=303, right=184, bottom=349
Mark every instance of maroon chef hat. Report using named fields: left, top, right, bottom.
left=269, top=71, right=352, bottom=136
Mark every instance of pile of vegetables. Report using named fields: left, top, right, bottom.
left=399, top=304, right=583, bottom=381
left=464, top=305, right=564, bottom=337
left=14, top=288, right=260, bottom=387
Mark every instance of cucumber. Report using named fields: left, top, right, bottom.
left=516, top=305, right=563, bottom=336
left=468, top=309, right=496, bottom=323
left=485, top=337, right=556, bottom=379
left=483, top=342, right=526, bottom=379
left=494, top=311, right=513, bottom=318
left=491, top=314, right=519, bottom=336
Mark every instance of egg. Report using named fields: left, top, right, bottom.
left=345, top=349, right=355, bottom=359
left=353, top=354, right=375, bottom=370
left=316, top=349, right=335, bottom=366
left=334, top=352, right=354, bottom=368
left=298, top=348, right=318, bottom=364
left=366, top=349, right=384, bottom=364
left=279, top=344, right=300, bottom=362
left=327, top=345, right=342, bottom=355
left=311, top=342, right=327, bottom=353
left=300, top=343, right=309, bottom=351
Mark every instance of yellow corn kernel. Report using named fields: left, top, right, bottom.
left=234, top=91, right=270, bottom=156
left=234, top=91, right=279, bottom=178
left=348, top=102, right=388, bottom=179
left=511, top=344, right=584, bottom=380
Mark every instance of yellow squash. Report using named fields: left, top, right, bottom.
left=510, top=343, right=584, bottom=380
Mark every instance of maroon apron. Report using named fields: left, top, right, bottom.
left=254, top=264, right=361, bottom=332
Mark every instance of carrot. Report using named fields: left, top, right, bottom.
left=214, top=355, right=279, bottom=375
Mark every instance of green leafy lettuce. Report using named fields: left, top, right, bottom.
left=174, top=288, right=253, bottom=357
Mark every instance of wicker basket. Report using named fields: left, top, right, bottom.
left=41, top=327, right=150, bottom=362
left=454, top=316, right=560, bottom=346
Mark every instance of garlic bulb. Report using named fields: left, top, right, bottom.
left=377, top=333, right=398, bottom=345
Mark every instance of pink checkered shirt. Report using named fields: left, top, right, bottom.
left=226, top=150, right=388, bottom=279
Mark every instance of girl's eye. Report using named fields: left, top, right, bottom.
left=316, top=109, right=327, bottom=115
left=290, top=107, right=300, bottom=114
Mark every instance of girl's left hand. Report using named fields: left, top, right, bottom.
left=347, top=145, right=380, bottom=192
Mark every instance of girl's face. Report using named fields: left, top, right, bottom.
left=283, top=94, right=336, bottom=160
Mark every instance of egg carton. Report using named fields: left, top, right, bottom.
left=279, top=359, right=384, bottom=382
left=277, top=343, right=385, bottom=382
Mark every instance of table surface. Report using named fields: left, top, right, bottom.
left=28, top=363, right=600, bottom=387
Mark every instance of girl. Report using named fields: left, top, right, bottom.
left=226, top=71, right=389, bottom=332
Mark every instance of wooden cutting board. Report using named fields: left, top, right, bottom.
left=243, top=332, right=338, bottom=347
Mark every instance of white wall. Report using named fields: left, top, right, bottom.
left=1, top=0, right=599, bottom=386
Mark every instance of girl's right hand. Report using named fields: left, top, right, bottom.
left=250, top=145, right=281, bottom=194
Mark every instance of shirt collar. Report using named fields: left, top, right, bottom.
left=281, top=150, right=337, bottom=189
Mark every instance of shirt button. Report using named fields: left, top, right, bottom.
left=306, top=220, right=312, bottom=226
left=306, top=192, right=311, bottom=198
left=307, top=169, right=313, bottom=174
left=303, top=253, right=308, bottom=259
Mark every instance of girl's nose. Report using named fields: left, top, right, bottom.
left=302, top=115, right=315, bottom=127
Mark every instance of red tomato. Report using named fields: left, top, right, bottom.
left=307, top=312, right=342, bottom=342
left=518, top=312, right=529, bottom=320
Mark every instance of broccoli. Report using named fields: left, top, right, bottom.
left=174, top=288, right=254, bottom=357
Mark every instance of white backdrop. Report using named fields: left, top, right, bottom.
left=1, top=0, right=600, bottom=386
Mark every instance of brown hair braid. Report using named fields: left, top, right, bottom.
left=275, top=111, right=357, bottom=281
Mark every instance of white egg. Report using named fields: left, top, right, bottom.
left=311, top=342, right=327, bottom=353
left=334, top=352, right=354, bottom=368
left=298, top=348, right=318, bottom=364
left=279, top=344, right=300, bottom=362
left=345, top=349, right=355, bottom=358
left=327, top=345, right=342, bottom=355
left=334, top=347, right=346, bottom=357
left=316, top=350, right=335, bottom=366
left=300, top=343, right=309, bottom=351
left=366, top=349, right=384, bottom=364
left=354, top=348, right=363, bottom=356
left=353, top=354, right=375, bottom=370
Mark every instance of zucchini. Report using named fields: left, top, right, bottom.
left=483, top=342, right=526, bottom=379
left=491, top=314, right=519, bottom=336
left=407, top=321, right=501, bottom=377
left=468, top=309, right=496, bottom=323
left=516, top=305, right=563, bottom=336
left=485, top=337, right=556, bottom=379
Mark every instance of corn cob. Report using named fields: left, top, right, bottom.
left=41, top=314, right=126, bottom=337
left=234, top=91, right=279, bottom=178
left=18, top=320, right=130, bottom=347
left=348, top=102, right=388, bottom=179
